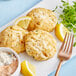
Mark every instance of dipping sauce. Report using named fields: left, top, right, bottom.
left=0, top=51, right=18, bottom=76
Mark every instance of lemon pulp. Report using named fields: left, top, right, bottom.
left=15, top=16, right=31, bottom=30
left=21, top=60, right=36, bottom=76
left=55, top=23, right=69, bottom=41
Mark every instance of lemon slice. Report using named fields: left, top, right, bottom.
left=15, top=16, right=31, bottom=29
left=21, top=60, right=36, bottom=76
left=55, top=23, right=69, bottom=41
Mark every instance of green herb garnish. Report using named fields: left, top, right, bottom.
left=54, top=0, right=76, bottom=46
left=53, top=6, right=58, bottom=12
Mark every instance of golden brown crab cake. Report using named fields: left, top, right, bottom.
left=27, top=8, right=57, bottom=32
left=25, top=29, right=57, bottom=61
left=0, top=25, right=28, bottom=53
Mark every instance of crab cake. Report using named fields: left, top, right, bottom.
left=25, top=29, right=56, bottom=61
left=0, top=25, right=28, bottom=53
left=27, top=8, right=57, bottom=32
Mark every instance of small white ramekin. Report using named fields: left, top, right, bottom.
left=0, top=47, right=21, bottom=76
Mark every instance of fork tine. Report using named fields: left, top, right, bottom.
left=69, top=34, right=74, bottom=54
left=59, top=33, right=68, bottom=52
left=63, top=33, right=69, bottom=52
left=66, top=33, right=72, bottom=53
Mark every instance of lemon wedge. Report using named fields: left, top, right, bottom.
left=55, top=23, right=69, bottom=41
left=21, top=60, right=36, bottom=76
left=15, top=16, right=31, bottom=30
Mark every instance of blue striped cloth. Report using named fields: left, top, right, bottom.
left=0, top=0, right=41, bottom=27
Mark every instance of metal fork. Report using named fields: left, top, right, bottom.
left=55, top=33, right=74, bottom=76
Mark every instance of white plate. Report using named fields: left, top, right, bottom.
left=0, top=0, right=76, bottom=76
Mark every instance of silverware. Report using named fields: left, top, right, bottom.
left=55, top=33, right=74, bottom=76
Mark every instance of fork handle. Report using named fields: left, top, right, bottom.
left=55, top=60, right=63, bottom=76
